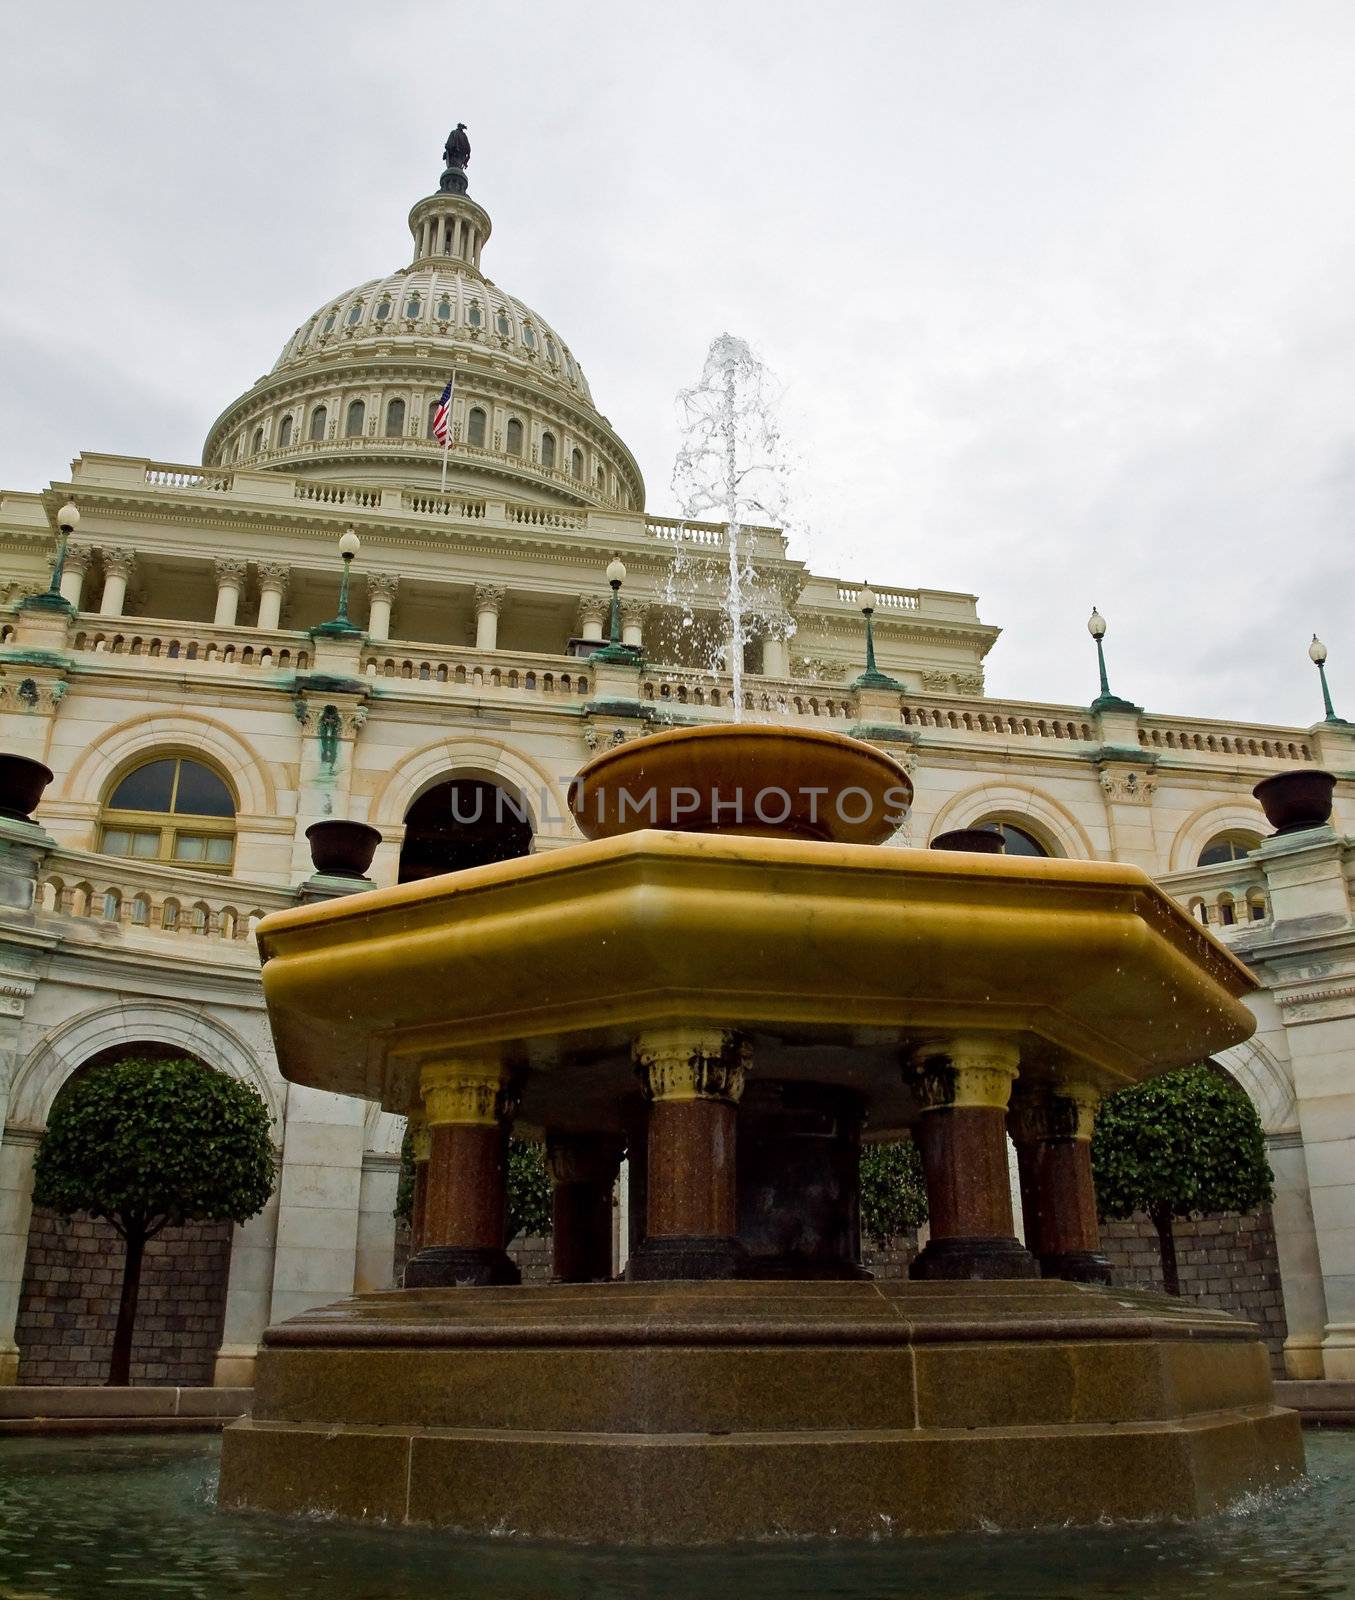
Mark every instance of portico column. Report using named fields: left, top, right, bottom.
left=212, top=558, right=247, bottom=627
left=58, top=544, right=93, bottom=609
left=97, top=548, right=136, bottom=617
left=409, top=1111, right=431, bottom=1253
left=546, top=1133, right=623, bottom=1283
left=626, top=1026, right=748, bottom=1281
left=577, top=595, right=607, bottom=643
left=403, top=1058, right=521, bottom=1287
left=1008, top=1079, right=1112, bottom=1283
left=256, top=562, right=289, bottom=631
left=761, top=632, right=790, bottom=678
left=907, top=1034, right=1038, bottom=1280
left=620, top=601, right=647, bottom=651
left=474, top=584, right=505, bottom=651
left=366, top=573, right=399, bottom=642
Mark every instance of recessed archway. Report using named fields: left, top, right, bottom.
left=397, top=777, right=535, bottom=882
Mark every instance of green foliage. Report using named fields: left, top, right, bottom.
left=506, top=1140, right=552, bottom=1243
left=1092, top=1065, right=1274, bottom=1225
left=33, top=1055, right=276, bottom=1238
left=859, top=1139, right=929, bottom=1249
left=394, top=1132, right=553, bottom=1245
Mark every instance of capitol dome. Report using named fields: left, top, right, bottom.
left=202, top=132, right=644, bottom=510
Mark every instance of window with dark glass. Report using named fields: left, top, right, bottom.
left=571, top=447, right=583, bottom=480
left=345, top=399, right=366, bottom=438
left=346, top=303, right=363, bottom=326
left=375, top=298, right=392, bottom=322
left=1197, top=833, right=1261, bottom=867
left=496, top=310, right=511, bottom=337
left=101, top=757, right=236, bottom=870
left=385, top=398, right=406, bottom=437
left=468, top=406, right=487, bottom=447
left=506, top=417, right=524, bottom=456
left=540, top=431, right=556, bottom=469
left=405, top=295, right=422, bottom=319
left=278, top=415, right=294, bottom=449
left=436, top=297, right=452, bottom=321
left=309, top=406, right=328, bottom=442
left=974, top=819, right=1050, bottom=857
left=468, top=303, right=482, bottom=328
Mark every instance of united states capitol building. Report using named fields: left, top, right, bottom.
left=0, top=130, right=1351, bottom=1392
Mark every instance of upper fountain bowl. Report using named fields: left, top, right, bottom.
left=569, top=724, right=913, bottom=845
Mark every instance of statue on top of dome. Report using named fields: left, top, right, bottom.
left=440, top=123, right=471, bottom=194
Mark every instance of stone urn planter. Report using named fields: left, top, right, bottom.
left=305, top=819, right=382, bottom=880
left=0, top=753, right=54, bottom=822
left=1253, top=771, right=1336, bottom=835
left=930, top=826, right=1005, bottom=854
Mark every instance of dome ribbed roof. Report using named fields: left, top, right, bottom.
left=270, top=264, right=596, bottom=408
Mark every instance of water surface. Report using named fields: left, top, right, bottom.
left=0, top=1431, right=1352, bottom=1599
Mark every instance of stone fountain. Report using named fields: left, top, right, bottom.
left=219, top=724, right=1302, bottom=1540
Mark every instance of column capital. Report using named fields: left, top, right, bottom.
left=100, top=546, right=137, bottom=580
left=63, top=543, right=95, bottom=576
left=474, top=583, right=506, bottom=613
left=420, top=1057, right=514, bottom=1127
left=408, top=1109, right=432, bottom=1163
left=257, top=561, right=290, bottom=593
left=908, top=1033, right=1020, bottom=1111
left=577, top=594, right=609, bottom=631
left=633, top=1027, right=749, bottom=1105
left=620, top=599, right=650, bottom=626
left=545, top=1131, right=624, bottom=1188
left=213, top=557, right=248, bottom=585
left=1008, top=1079, right=1099, bottom=1144
left=366, top=571, right=400, bottom=603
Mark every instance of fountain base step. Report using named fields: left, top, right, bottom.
left=219, top=1279, right=1303, bottom=1542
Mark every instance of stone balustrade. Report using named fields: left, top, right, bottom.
left=1139, top=715, right=1313, bottom=762
left=34, top=848, right=295, bottom=949
left=1159, top=858, right=1270, bottom=933
left=902, top=697, right=1096, bottom=741
left=639, top=668, right=855, bottom=721
left=835, top=582, right=921, bottom=611
left=69, top=619, right=311, bottom=672
left=362, top=644, right=590, bottom=697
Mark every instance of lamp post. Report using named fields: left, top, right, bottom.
left=592, top=554, right=635, bottom=664
left=850, top=581, right=902, bottom=691
left=1087, top=606, right=1111, bottom=699
left=311, top=528, right=362, bottom=638
left=21, top=502, right=80, bottom=613
left=1310, top=635, right=1343, bottom=724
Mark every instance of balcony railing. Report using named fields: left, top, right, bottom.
left=69, top=620, right=310, bottom=672
left=1158, top=857, right=1269, bottom=935
left=362, top=644, right=590, bottom=697
left=1140, top=716, right=1313, bottom=762
left=35, top=848, right=296, bottom=950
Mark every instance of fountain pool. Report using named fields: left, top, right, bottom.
left=1, top=1430, right=1353, bottom=1600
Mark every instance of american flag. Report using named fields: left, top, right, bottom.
left=431, top=376, right=454, bottom=445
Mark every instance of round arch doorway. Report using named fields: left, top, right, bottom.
left=398, top=777, right=535, bottom=883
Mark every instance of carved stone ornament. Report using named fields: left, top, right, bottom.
left=577, top=595, right=609, bottom=632
left=257, top=562, right=291, bottom=594
left=366, top=572, right=400, bottom=603
left=213, top=558, right=248, bottom=586
left=633, top=1029, right=750, bottom=1106
left=474, top=583, right=506, bottom=613
left=1099, top=768, right=1156, bottom=804
left=100, top=547, right=137, bottom=580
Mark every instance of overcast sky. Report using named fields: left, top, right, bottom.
left=1, top=1, right=1351, bottom=725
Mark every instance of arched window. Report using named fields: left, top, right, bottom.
left=1198, top=832, right=1261, bottom=867
left=278, top=414, right=294, bottom=449
left=385, top=398, right=406, bottom=438
left=308, top=405, right=328, bottom=442
left=100, top=757, right=236, bottom=871
left=595, top=465, right=605, bottom=490
left=571, top=447, right=583, bottom=480
left=506, top=417, right=524, bottom=456
left=398, top=779, right=534, bottom=882
left=540, top=431, right=556, bottom=469
left=251, top=426, right=263, bottom=454
left=467, top=406, right=487, bottom=447
left=974, top=818, right=1051, bottom=857
left=345, top=399, right=366, bottom=438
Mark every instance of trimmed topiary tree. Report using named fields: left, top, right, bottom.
left=395, top=1132, right=552, bottom=1245
left=32, top=1055, right=276, bottom=1385
left=859, top=1138, right=929, bottom=1251
left=1091, top=1064, right=1273, bottom=1295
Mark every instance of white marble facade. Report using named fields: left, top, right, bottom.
left=1, top=136, right=1353, bottom=1385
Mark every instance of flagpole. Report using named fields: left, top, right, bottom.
left=439, top=370, right=456, bottom=494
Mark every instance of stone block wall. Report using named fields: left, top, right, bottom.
left=15, top=1207, right=232, bottom=1385
left=861, top=1230, right=920, bottom=1280
left=1099, top=1208, right=1287, bottom=1373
